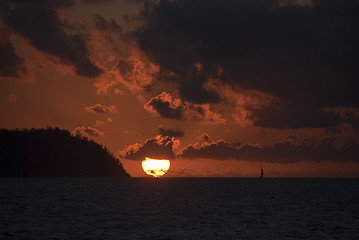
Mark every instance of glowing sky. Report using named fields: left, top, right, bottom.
left=1, top=0, right=359, bottom=177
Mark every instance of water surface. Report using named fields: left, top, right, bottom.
left=1, top=178, right=358, bottom=239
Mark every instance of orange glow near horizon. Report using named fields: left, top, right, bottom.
left=141, top=157, right=170, bottom=177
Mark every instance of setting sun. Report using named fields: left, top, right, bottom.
left=141, top=157, right=170, bottom=177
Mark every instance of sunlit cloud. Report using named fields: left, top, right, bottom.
left=95, top=120, right=104, bottom=126
left=1, top=0, right=103, bottom=77
left=72, top=126, right=104, bottom=137
left=324, top=107, right=359, bottom=129
left=179, top=135, right=359, bottom=163
left=144, top=92, right=225, bottom=123
left=0, top=41, right=28, bottom=78
left=133, top=0, right=359, bottom=130
left=80, top=0, right=114, bottom=4
left=119, top=135, right=179, bottom=161
left=85, top=104, right=117, bottom=114
left=1, top=0, right=359, bottom=178
left=94, top=50, right=159, bottom=95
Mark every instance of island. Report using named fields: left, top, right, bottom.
left=0, top=127, right=130, bottom=177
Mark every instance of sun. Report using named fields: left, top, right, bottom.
left=141, top=157, right=170, bottom=177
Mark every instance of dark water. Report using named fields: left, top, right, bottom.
left=1, top=178, right=358, bottom=239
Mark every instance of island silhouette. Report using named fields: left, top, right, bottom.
left=0, top=127, right=130, bottom=177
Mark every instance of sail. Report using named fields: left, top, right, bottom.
left=260, top=165, right=264, bottom=178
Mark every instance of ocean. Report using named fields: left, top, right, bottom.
left=1, top=178, right=358, bottom=239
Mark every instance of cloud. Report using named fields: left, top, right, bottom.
left=0, top=41, right=28, bottom=78
left=213, top=81, right=343, bottom=129
left=132, top=0, right=359, bottom=128
left=94, top=50, right=159, bottom=95
left=144, top=92, right=225, bottom=123
left=115, top=51, right=159, bottom=89
left=72, top=126, right=104, bottom=137
left=179, top=139, right=241, bottom=160
left=119, top=135, right=178, bottom=160
left=210, top=81, right=342, bottom=129
left=176, top=64, right=221, bottom=104
left=88, top=14, right=125, bottom=53
left=92, top=14, right=123, bottom=32
left=324, top=107, right=359, bottom=129
left=84, top=14, right=160, bottom=95
left=278, top=0, right=314, bottom=7
left=1, top=0, right=102, bottom=77
left=198, top=133, right=211, bottom=143
left=95, top=120, right=104, bottom=126
left=85, top=103, right=117, bottom=114
left=179, top=136, right=359, bottom=163
left=248, top=105, right=340, bottom=129
left=80, top=0, right=114, bottom=4
left=158, top=127, right=184, bottom=138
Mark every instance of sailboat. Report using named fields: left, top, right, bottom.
left=260, top=164, right=264, bottom=178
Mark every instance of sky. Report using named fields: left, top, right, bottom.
left=1, top=0, right=359, bottom=177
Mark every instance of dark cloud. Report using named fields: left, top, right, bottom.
left=158, top=127, right=184, bottom=138
left=1, top=0, right=102, bottom=77
left=199, top=134, right=211, bottom=143
left=92, top=14, right=123, bottom=32
left=249, top=104, right=340, bottom=129
left=133, top=0, right=359, bottom=128
left=85, top=103, right=117, bottom=114
left=327, top=107, right=359, bottom=130
left=112, top=53, right=159, bottom=90
left=144, top=92, right=225, bottom=123
left=72, top=126, right=104, bottom=137
left=325, top=127, right=341, bottom=136
left=0, top=41, right=28, bottom=77
left=180, top=140, right=241, bottom=160
left=177, top=65, right=220, bottom=104
left=119, top=135, right=177, bottom=160
left=145, top=92, right=184, bottom=119
left=179, top=137, right=359, bottom=163
left=80, top=0, right=114, bottom=4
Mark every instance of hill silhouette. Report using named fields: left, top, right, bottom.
left=0, top=127, right=130, bottom=177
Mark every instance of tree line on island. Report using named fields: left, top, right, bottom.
left=0, top=127, right=130, bottom=177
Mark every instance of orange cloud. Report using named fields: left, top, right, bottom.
left=179, top=135, right=359, bottom=163
left=324, top=107, right=359, bottom=121
left=205, top=80, right=280, bottom=126
left=85, top=103, right=117, bottom=114
left=72, top=126, right=104, bottom=137
left=95, top=50, right=159, bottom=95
left=144, top=92, right=225, bottom=123
left=2, top=0, right=102, bottom=77
left=119, top=134, right=179, bottom=160
left=95, top=120, right=104, bottom=126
